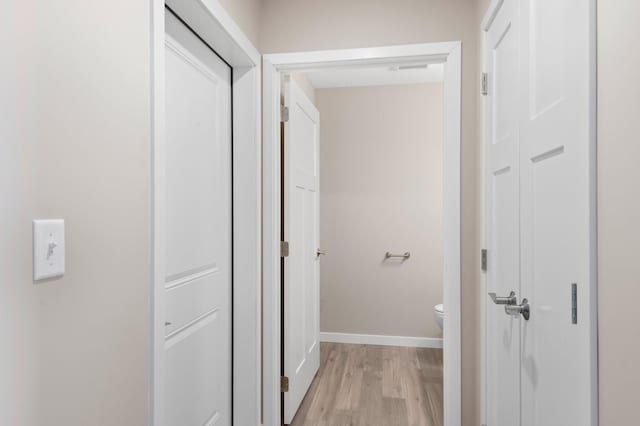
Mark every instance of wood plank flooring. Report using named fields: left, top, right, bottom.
left=289, top=342, right=443, bottom=426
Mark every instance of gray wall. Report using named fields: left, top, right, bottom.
left=317, top=83, right=444, bottom=339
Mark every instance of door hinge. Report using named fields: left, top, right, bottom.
left=281, top=375, right=289, bottom=392
left=281, top=105, right=289, bottom=122
left=481, top=72, right=488, bottom=96
left=481, top=249, right=488, bottom=272
left=280, top=241, right=289, bottom=257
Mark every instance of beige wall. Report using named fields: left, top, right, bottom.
left=261, top=0, right=481, bottom=423
left=0, top=1, right=263, bottom=424
left=597, top=0, right=640, bottom=423
left=317, top=83, right=444, bottom=339
left=0, top=1, right=150, bottom=425
left=0, top=5, right=40, bottom=419
left=217, top=0, right=263, bottom=48
left=291, top=73, right=317, bottom=105
left=477, top=0, right=492, bottom=23
left=5, top=0, right=636, bottom=424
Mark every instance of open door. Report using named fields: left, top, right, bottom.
left=282, top=76, right=321, bottom=424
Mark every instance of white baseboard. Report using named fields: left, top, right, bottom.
left=320, top=332, right=443, bottom=349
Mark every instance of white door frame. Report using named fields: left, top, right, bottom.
left=150, top=1, right=262, bottom=425
left=263, top=42, right=462, bottom=426
left=478, top=1, right=599, bottom=425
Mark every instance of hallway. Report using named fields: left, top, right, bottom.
left=290, top=343, right=443, bottom=426
left=3, top=0, right=634, bottom=425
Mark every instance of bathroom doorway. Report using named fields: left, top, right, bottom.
left=283, top=64, right=445, bottom=426
left=263, top=43, right=463, bottom=426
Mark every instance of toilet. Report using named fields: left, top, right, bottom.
left=434, top=304, right=444, bottom=331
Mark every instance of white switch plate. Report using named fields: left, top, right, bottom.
left=33, top=219, right=65, bottom=281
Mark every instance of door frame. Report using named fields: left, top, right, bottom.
left=263, top=42, right=463, bottom=426
left=150, top=1, right=262, bottom=425
left=478, top=1, right=599, bottom=425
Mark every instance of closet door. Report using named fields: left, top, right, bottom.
left=518, top=0, right=597, bottom=425
left=484, top=0, right=521, bottom=425
left=164, top=9, right=233, bottom=426
left=483, top=0, right=596, bottom=424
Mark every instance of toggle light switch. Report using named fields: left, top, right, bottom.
left=33, top=219, right=65, bottom=281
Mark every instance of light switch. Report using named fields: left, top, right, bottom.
left=33, top=219, right=65, bottom=281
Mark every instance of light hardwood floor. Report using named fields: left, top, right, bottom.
left=289, top=342, right=443, bottom=426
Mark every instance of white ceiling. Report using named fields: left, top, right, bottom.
left=304, top=63, right=444, bottom=89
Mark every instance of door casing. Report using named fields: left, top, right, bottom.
left=263, top=42, right=463, bottom=426
left=150, top=0, right=262, bottom=425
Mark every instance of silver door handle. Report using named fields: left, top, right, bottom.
left=488, top=291, right=517, bottom=305
left=505, top=298, right=530, bottom=320
left=316, top=249, right=327, bottom=257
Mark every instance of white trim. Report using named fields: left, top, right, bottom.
left=478, top=3, right=496, bottom=425
left=481, top=0, right=505, bottom=31
left=479, top=34, right=489, bottom=426
left=264, top=42, right=458, bottom=70
left=441, top=42, right=462, bottom=426
left=262, top=58, right=281, bottom=426
left=150, top=1, right=261, bottom=425
left=263, top=42, right=462, bottom=426
left=166, top=0, right=259, bottom=65
left=320, top=332, right=444, bottom=349
left=479, top=7, right=504, bottom=426
left=588, top=0, right=599, bottom=422
left=479, top=8, right=502, bottom=426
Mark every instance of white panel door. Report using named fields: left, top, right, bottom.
left=164, top=10, right=232, bottom=426
left=283, top=77, right=320, bottom=424
left=483, top=0, right=596, bottom=425
left=518, top=0, right=596, bottom=425
left=484, top=0, right=521, bottom=425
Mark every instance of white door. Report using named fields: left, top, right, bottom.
left=283, top=77, right=321, bottom=424
left=483, top=0, right=596, bottom=425
left=484, top=0, right=521, bottom=425
left=518, top=0, right=596, bottom=424
left=164, top=10, right=232, bottom=426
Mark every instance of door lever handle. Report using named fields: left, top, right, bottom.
left=488, top=291, right=517, bottom=305
left=316, top=249, right=327, bottom=257
left=505, top=298, right=530, bottom=320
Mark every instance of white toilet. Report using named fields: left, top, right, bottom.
left=434, top=304, right=444, bottom=331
